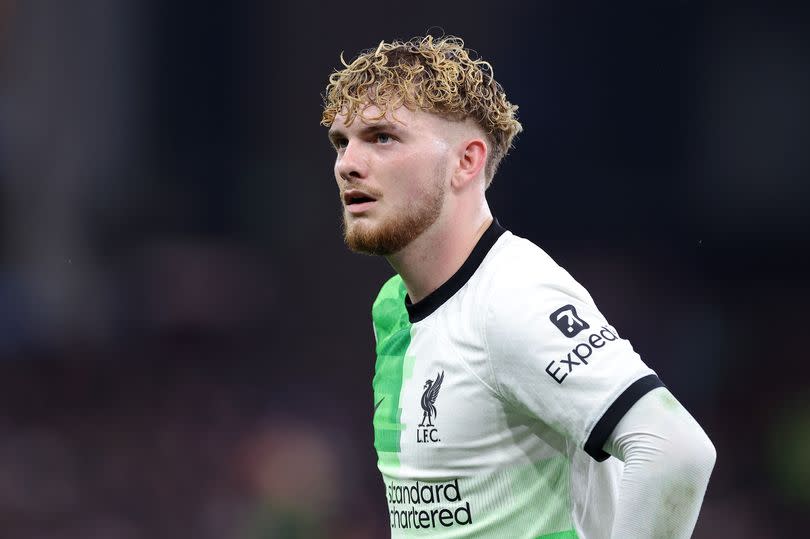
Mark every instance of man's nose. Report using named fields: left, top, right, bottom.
left=336, top=141, right=368, bottom=181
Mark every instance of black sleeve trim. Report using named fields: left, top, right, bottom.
left=584, top=374, right=666, bottom=462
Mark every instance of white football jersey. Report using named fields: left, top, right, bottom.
left=371, top=220, right=664, bottom=538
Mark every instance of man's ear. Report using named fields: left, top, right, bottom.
left=451, top=139, right=487, bottom=189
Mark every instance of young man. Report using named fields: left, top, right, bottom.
left=322, top=36, right=716, bottom=538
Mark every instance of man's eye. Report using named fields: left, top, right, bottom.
left=333, top=138, right=348, bottom=150
left=376, top=133, right=393, bottom=144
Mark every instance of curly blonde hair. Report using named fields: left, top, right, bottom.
left=321, top=35, right=522, bottom=186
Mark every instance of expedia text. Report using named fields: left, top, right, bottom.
left=545, top=325, right=620, bottom=384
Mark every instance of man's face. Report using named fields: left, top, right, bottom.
left=328, top=104, right=453, bottom=256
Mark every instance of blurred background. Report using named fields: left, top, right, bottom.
left=0, top=1, right=808, bottom=537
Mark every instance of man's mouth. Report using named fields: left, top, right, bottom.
left=343, top=189, right=379, bottom=212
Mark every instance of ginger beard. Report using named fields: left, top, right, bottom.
left=341, top=163, right=447, bottom=256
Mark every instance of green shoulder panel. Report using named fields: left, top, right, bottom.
left=371, top=274, right=410, bottom=348
left=371, top=274, right=411, bottom=460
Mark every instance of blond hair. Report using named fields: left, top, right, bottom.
left=321, top=35, right=522, bottom=186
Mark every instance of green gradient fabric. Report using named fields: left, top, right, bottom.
left=372, top=276, right=412, bottom=465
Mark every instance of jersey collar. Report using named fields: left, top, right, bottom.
left=405, top=219, right=506, bottom=323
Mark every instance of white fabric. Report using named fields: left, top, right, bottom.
left=372, top=229, right=669, bottom=537
left=605, top=387, right=717, bottom=538
left=482, top=233, right=656, bottom=451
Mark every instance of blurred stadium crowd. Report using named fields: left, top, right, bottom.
left=1, top=1, right=808, bottom=537
left=0, top=336, right=382, bottom=538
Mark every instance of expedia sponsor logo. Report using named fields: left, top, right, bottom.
left=545, top=325, right=620, bottom=384
left=550, top=304, right=590, bottom=338
left=387, top=478, right=472, bottom=530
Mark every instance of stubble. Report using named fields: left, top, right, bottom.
left=342, top=170, right=446, bottom=256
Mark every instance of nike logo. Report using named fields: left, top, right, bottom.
left=374, top=397, right=385, bottom=412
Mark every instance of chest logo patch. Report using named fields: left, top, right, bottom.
left=417, top=371, right=444, bottom=443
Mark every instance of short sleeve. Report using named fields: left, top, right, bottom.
left=484, top=261, right=664, bottom=461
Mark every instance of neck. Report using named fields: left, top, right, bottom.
left=387, top=201, right=493, bottom=304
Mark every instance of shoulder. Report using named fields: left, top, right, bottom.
left=480, top=232, right=594, bottom=311
left=371, top=274, right=409, bottom=340
left=373, top=274, right=405, bottom=309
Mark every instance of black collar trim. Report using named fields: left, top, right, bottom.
left=405, top=219, right=506, bottom=323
